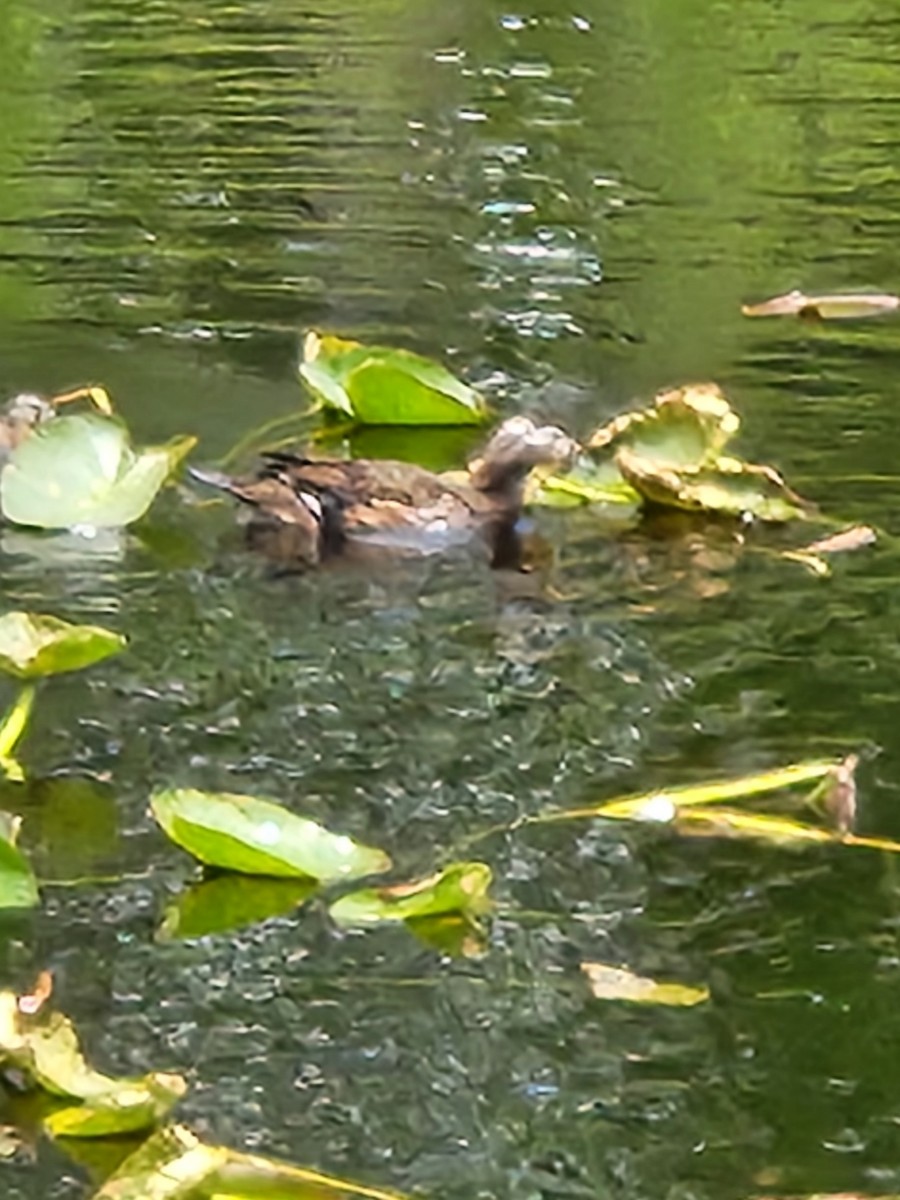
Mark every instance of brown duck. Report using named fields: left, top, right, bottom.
left=191, top=416, right=578, bottom=567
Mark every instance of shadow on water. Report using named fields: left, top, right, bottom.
left=3, top=0, right=900, bottom=1198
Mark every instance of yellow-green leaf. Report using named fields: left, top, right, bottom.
left=330, top=861, right=492, bottom=926
left=0, top=612, right=125, bottom=680
left=300, top=331, right=487, bottom=426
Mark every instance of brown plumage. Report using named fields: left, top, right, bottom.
left=191, top=416, right=578, bottom=567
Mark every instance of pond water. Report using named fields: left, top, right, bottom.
left=3, top=0, right=900, bottom=1196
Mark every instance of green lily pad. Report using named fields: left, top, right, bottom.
left=330, top=861, right=492, bottom=927
left=150, top=788, right=391, bottom=882
left=157, top=875, right=317, bottom=941
left=530, top=454, right=640, bottom=508
left=0, top=612, right=125, bottom=680
left=300, top=331, right=487, bottom=426
left=1, top=413, right=196, bottom=529
left=0, top=819, right=37, bottom=909
left=616, top=449, right=810, bottom=522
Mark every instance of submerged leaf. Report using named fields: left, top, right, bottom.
left=300, top=331, right=487, bottom=426
left=0, top=612, right=125, bottom=680
left=588, top=383, right=740, bottom=468
left=151, top=788, right=391, bottom=882
left=1, top=414, right=195, bottom=530
left=742, top=290, right=900, bottom=320
left=330, top=861, right=492, bottom=926
left=581, top=963, right=709, bottom=1007
left=158, top=875, right=317, bottom=941
left=616, top=449, right=810, bottom=522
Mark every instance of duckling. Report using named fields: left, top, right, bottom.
left=191, top=416, right=577, bottom=567
left=0, top=387, right=112, bottom=467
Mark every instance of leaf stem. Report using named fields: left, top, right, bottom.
left=0, top=684, right=36, bottom=779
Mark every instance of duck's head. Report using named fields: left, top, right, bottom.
left=1, top=394, right=56, bottom=445
left=469, top=416, right=578, bottom=497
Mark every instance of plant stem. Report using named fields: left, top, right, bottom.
left=0, top=683, right=36, bottom=780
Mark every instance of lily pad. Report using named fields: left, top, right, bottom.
left=581, top=963, right=709, bottom=1007
left=0, top=612, right=125, bottom=680
left=1, top=413, right=196, bottom=530
left=150, top=788, right=391, bottom=882
left=300, top=331, right=487, bottom=426
left=0, top=989, right=186, bottom=1137
left=330, top=861, right=492, bottom=926
left=529, top=454, right=640, bottom=508
left=616, top=449, right=810, bottom=522
left=742, top=290, right=900, bottom=320
left=157, top=875, right=317, bottom=941
left=588, top=383, right=740, bottom=469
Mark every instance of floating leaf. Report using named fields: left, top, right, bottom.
left=742, top=290, right=900, bottom=320
left=0, top=819, right=37, bottom=909
left=588, top=383, right=740, bottom=468
left=90, top=1125, right=226, bottom=1200
left=45, top=1072, right=186, bottom=1139
left=783, top=525, right=876, bottom=576
left=151, top=788, right=391, bottom=882
left=529, top=455, right=640, bottom=508
left=616, top=448, right=810, bottom=522
left=674, top=807, right=839, bottom=846
left=330, top=861, right=492, bottom=926
left=581, top=962, right=709, bottom=1007
left=539, top=759, right=835, bottom=824
left=157, top=875, right=317, bottom=941
left=300, top=331, right=487, bottom=426
left=1, top=413, right=196, bottom=529
left=0, top=612, right=125, bottom=680
left=93, top=1123, right=412, bottom=1200
left=0, top=989, right=185, bottom=1136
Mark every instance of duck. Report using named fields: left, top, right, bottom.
left=0, top=386, right=112, bottom=467
left=191, top=415, right=578, bottom=567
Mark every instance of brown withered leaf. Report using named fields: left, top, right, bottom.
left=782, top=525, right=876, bottom=577
left=742, top=290, right=900, bottom=320
left=17, top=971, right=53, bottom=1017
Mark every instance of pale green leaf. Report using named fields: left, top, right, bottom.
left=150, top=788, right=391, bottom=881
left=1, top=413, right=195, bottom=529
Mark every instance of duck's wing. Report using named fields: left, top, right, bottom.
left=261, top=452, right=489, bottom=513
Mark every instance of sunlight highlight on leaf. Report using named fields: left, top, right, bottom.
left=582, top=962, right=709, bottom=1007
